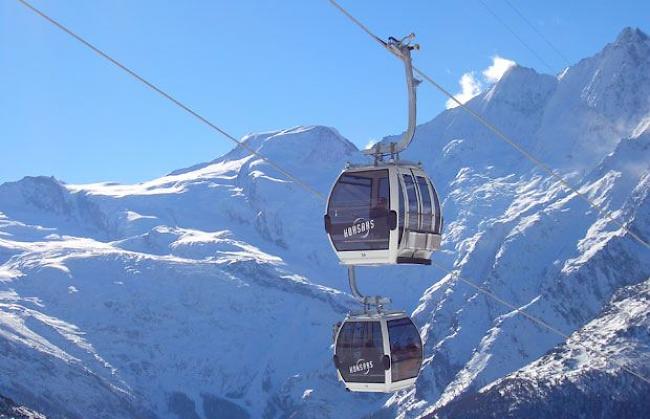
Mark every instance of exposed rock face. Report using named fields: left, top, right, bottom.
left=0, top=394, right=46, bottom=419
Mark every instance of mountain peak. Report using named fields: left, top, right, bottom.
left=481, top=64, right=557, bottom=112
left=497, top=64, right=542, bottom=83
left=614, top=27, right=649, bottom=45
left=169, top=125, right=357, bottom=177
left=2, top=175, right=63, bottom=193
left=226, top=125, right=357, bottom=163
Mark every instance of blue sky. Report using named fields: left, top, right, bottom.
left=2, top=0, right=649, bottom=184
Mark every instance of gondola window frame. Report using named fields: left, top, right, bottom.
left=327, top=169, right=392, bottom=252
left=387, top=317, right=423, bottom=383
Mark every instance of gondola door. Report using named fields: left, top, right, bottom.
left=335, top=321, right=386, bottom=385
left=386, top=317, right=423, bottom=383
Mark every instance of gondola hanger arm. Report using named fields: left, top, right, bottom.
left=363, top=34, right=421, bottom=160
left=348, top=266, right=391, bottom=310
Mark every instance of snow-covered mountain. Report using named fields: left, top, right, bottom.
left=431, top=277, right=650, bottom=419
left=1, top=27, right=648, bottom=418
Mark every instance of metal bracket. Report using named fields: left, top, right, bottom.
left=363, top=33, right=421, bottom=161
left=348, top=266, right=391, bottom=312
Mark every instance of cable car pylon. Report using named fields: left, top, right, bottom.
left=328, top=34, right=438, bottom=393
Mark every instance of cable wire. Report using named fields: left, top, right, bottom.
left=504, top=0, right=571, bottom=67
left=328, top=0, right=650, bottom=251
left=430, top=260, right=650, bottom=385
left=478, top=0, right=555, bottom=73
left=13, top=0, right=326, bottom=202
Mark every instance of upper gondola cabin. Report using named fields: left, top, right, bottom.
left=324, top=161, right=443, bottom=265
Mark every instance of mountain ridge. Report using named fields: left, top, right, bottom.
left=1, top=27, right=649, bottom=418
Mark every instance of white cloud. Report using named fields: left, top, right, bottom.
left=482, top=56, right=517, bottom=83
left=365, top=139, right=379, bottom=149
left=446, top=72, right=482, bottom=109
left=446, top=56, right=516, bottom=109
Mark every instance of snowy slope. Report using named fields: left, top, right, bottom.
left=404, top=133, right=650, bottom=418
left=431, top=277, right=650, bottom=419
left=0, top=28, right=649, bottom=419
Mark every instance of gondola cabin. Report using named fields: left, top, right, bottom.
left=324, top=162, right=442, bottom=266
left=332, top=311, right=423, bottom=392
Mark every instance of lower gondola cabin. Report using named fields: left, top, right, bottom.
left=333, top=311, right=423, bottom=392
